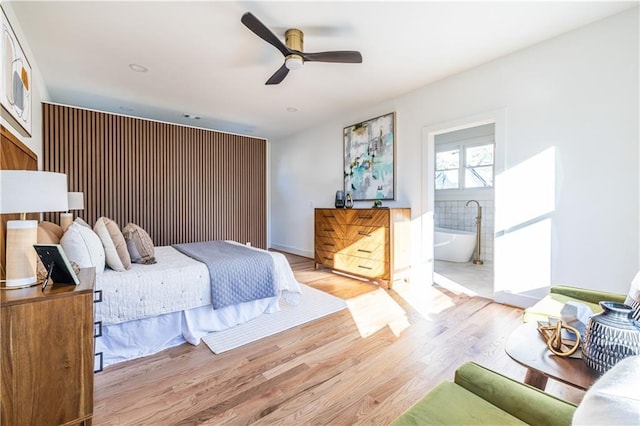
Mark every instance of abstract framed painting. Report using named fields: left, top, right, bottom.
left=1, top=6, right=32, bottom=137
left=343, top=112, right=395, bottom=201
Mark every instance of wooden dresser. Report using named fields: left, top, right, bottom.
left=314, top=208, right=411, bottom=288
left=1, top=268, right=96, bottom=426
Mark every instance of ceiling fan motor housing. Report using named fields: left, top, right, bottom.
left=285, top=28, right=303, bottom=51
left=285, top=28, right=304, bottom=70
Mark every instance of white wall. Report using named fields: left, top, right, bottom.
left=1, top=3, right=49, bottom=166
left=270, top=8, right=639, bottom=298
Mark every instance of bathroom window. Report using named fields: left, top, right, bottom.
left=465, top=143, right=494, bottom=188
left=435, top=142, right=494, bottom=190
left=435, top=149, right=460, bottom=189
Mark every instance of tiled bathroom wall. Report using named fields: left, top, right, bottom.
left=434, top=199, right=494, bottom=262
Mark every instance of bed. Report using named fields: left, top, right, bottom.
left=93, top=242, right=302, bottom=367
left=41, top=216, right=303, bottom=368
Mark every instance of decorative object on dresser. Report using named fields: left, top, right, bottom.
left=60, top=191, right=84, bottom=231
left=343, top=112, right=395, bottom=201
left=335, top=190, right=345, bottom=208
left=345, top=191, right=354, bottom=208
left=0, top=267, right=96, bottom=425
left=314, top=207, right=411, bottom=289
left=0, top=170, right=68, bottom=287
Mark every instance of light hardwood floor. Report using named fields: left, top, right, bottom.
left=93, top=253, right=584, bottom=425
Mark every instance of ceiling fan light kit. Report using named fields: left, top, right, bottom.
left=285, top=56, right=303, bottom=70
left=241, top=12, right=362, bottom=85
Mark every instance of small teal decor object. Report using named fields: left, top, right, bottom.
left=582, top=301, right=640, bottom=375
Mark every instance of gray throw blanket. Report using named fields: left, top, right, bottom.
left=172, top=241, right=277, bottom=309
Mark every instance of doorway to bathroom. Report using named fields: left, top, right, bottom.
left=433, top=123, right=495, bottom=299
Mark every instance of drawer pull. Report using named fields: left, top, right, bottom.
left=358, top=215, right=373, bottom=220
left=358, top=265, right=373, bottom=270
left=94, top=352, right=104, bottom=373
left=323, top=214, right=336, bottom=218
left=323, top=243, right=336, bottom=247
left=323, top=228, right=335, bottom=233
left=323, top=257, right=332, bottom=261
left=357, top=231, right=372, bottom=237
left=357, top=249, right=372, bottom=254
left=94, top=290, right=103, bottom=303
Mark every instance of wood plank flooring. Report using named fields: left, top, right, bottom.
left=93, top=253, right=585, bottom=425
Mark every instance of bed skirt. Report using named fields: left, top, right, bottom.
left=96, top=295, right=281, bottom=367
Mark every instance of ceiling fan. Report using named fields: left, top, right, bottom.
left=241, top=12, right=363, bottom=85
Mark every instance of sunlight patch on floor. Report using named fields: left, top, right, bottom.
left=393, top=278, right=453, bottom=320
left=433, top=272, right=481, bottom=297
left=346, top=288, right=410, bottom=338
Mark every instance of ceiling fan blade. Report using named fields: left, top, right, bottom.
left=301, top=50, right=362, bottom=63
left=266, top=63, right=290, bottom=85
left=241, top=12, right=290, bottom=57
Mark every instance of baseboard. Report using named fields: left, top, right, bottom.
left=269, top=243, right=313, bottom=259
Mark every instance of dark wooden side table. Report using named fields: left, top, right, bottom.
left=505, top=322, right=599, bottom=391
left=1, top=267, right=96, bottom=426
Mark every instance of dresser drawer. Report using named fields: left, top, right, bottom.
left=346, top=209, right=388, bottom=227
left=341, top=239, right=388, bottom=261
left=315, top=208, right=349, bottom=224
left=314, top=248, right=335, bottom=267
left=315, top=222, right=348, bottom=239
left=346, top=225, right=388, bottom=244
left=315, top=236, right=348, bottom=253
left=334, top=253, right=389, bottom=279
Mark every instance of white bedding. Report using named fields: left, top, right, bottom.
left=94, top=242, right=302, bottom=367
left=96, top=242, right=301, bottom=325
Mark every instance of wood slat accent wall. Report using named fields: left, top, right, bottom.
left=42, top=103, right=267, bottom=248
left=0, top=125, right=38, bottom=279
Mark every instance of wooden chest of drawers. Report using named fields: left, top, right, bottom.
left=1, top=268, right=96, bottom=426
left=314, top=208, right=411, bottom=288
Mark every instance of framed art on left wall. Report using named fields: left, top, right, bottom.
left=1, top=6, right=32, bottom=137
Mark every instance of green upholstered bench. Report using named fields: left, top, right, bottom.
left=522, top=285, right=626, bottom=324
left=391, top=362, right=576, bottom=426
left=392, top=357, right=640, bottom=426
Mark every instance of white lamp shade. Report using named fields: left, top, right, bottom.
left=0, top=171, right=68, bottom=214
left=67, top=192, right=84, bottom=211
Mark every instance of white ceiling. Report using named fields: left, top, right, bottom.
left=7, top=1, right=637, bottom=140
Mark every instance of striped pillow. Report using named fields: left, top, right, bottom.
left=123, top=223, right=156, bottom=265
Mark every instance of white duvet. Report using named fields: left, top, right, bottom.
left=95, top=242, right=301, bottom=325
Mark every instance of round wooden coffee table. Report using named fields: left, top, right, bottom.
left=505, top=322, right=599, bottom=391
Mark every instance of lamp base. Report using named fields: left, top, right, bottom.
left=0, top=281, right=40, bottom=290
left=4, top=220, right=38, bottom=288
left=60, top=212, right=73, bottom=231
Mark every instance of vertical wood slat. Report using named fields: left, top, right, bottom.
left=42, top=103, right=267, bottom=249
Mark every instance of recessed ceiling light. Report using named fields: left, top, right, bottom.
left=119, top=106, right=134, bottom=112
left=286, top=107, right=298, bottom=112
left=182, top=113, right=201, bottom=120
left=128, top=63, right=148, bottom=73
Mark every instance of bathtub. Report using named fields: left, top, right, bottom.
left=434, top=227, right=476, bottom=263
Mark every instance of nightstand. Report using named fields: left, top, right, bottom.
left=1, top=267, right=96, bottom=426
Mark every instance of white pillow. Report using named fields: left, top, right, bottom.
left=60, top=222, right=106, bottom=274
left=624, top=271, right=640, bottom=310
left=572, top=355, right=640, bottom=425
left=94, top=217, right=131, bottom=272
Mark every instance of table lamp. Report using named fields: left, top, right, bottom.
left=0, top=170, right=68, bottom=288
left=60, top=192, right=84, bottom=231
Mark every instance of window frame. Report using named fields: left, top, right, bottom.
left=435, top=135, right=495, bottom=193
